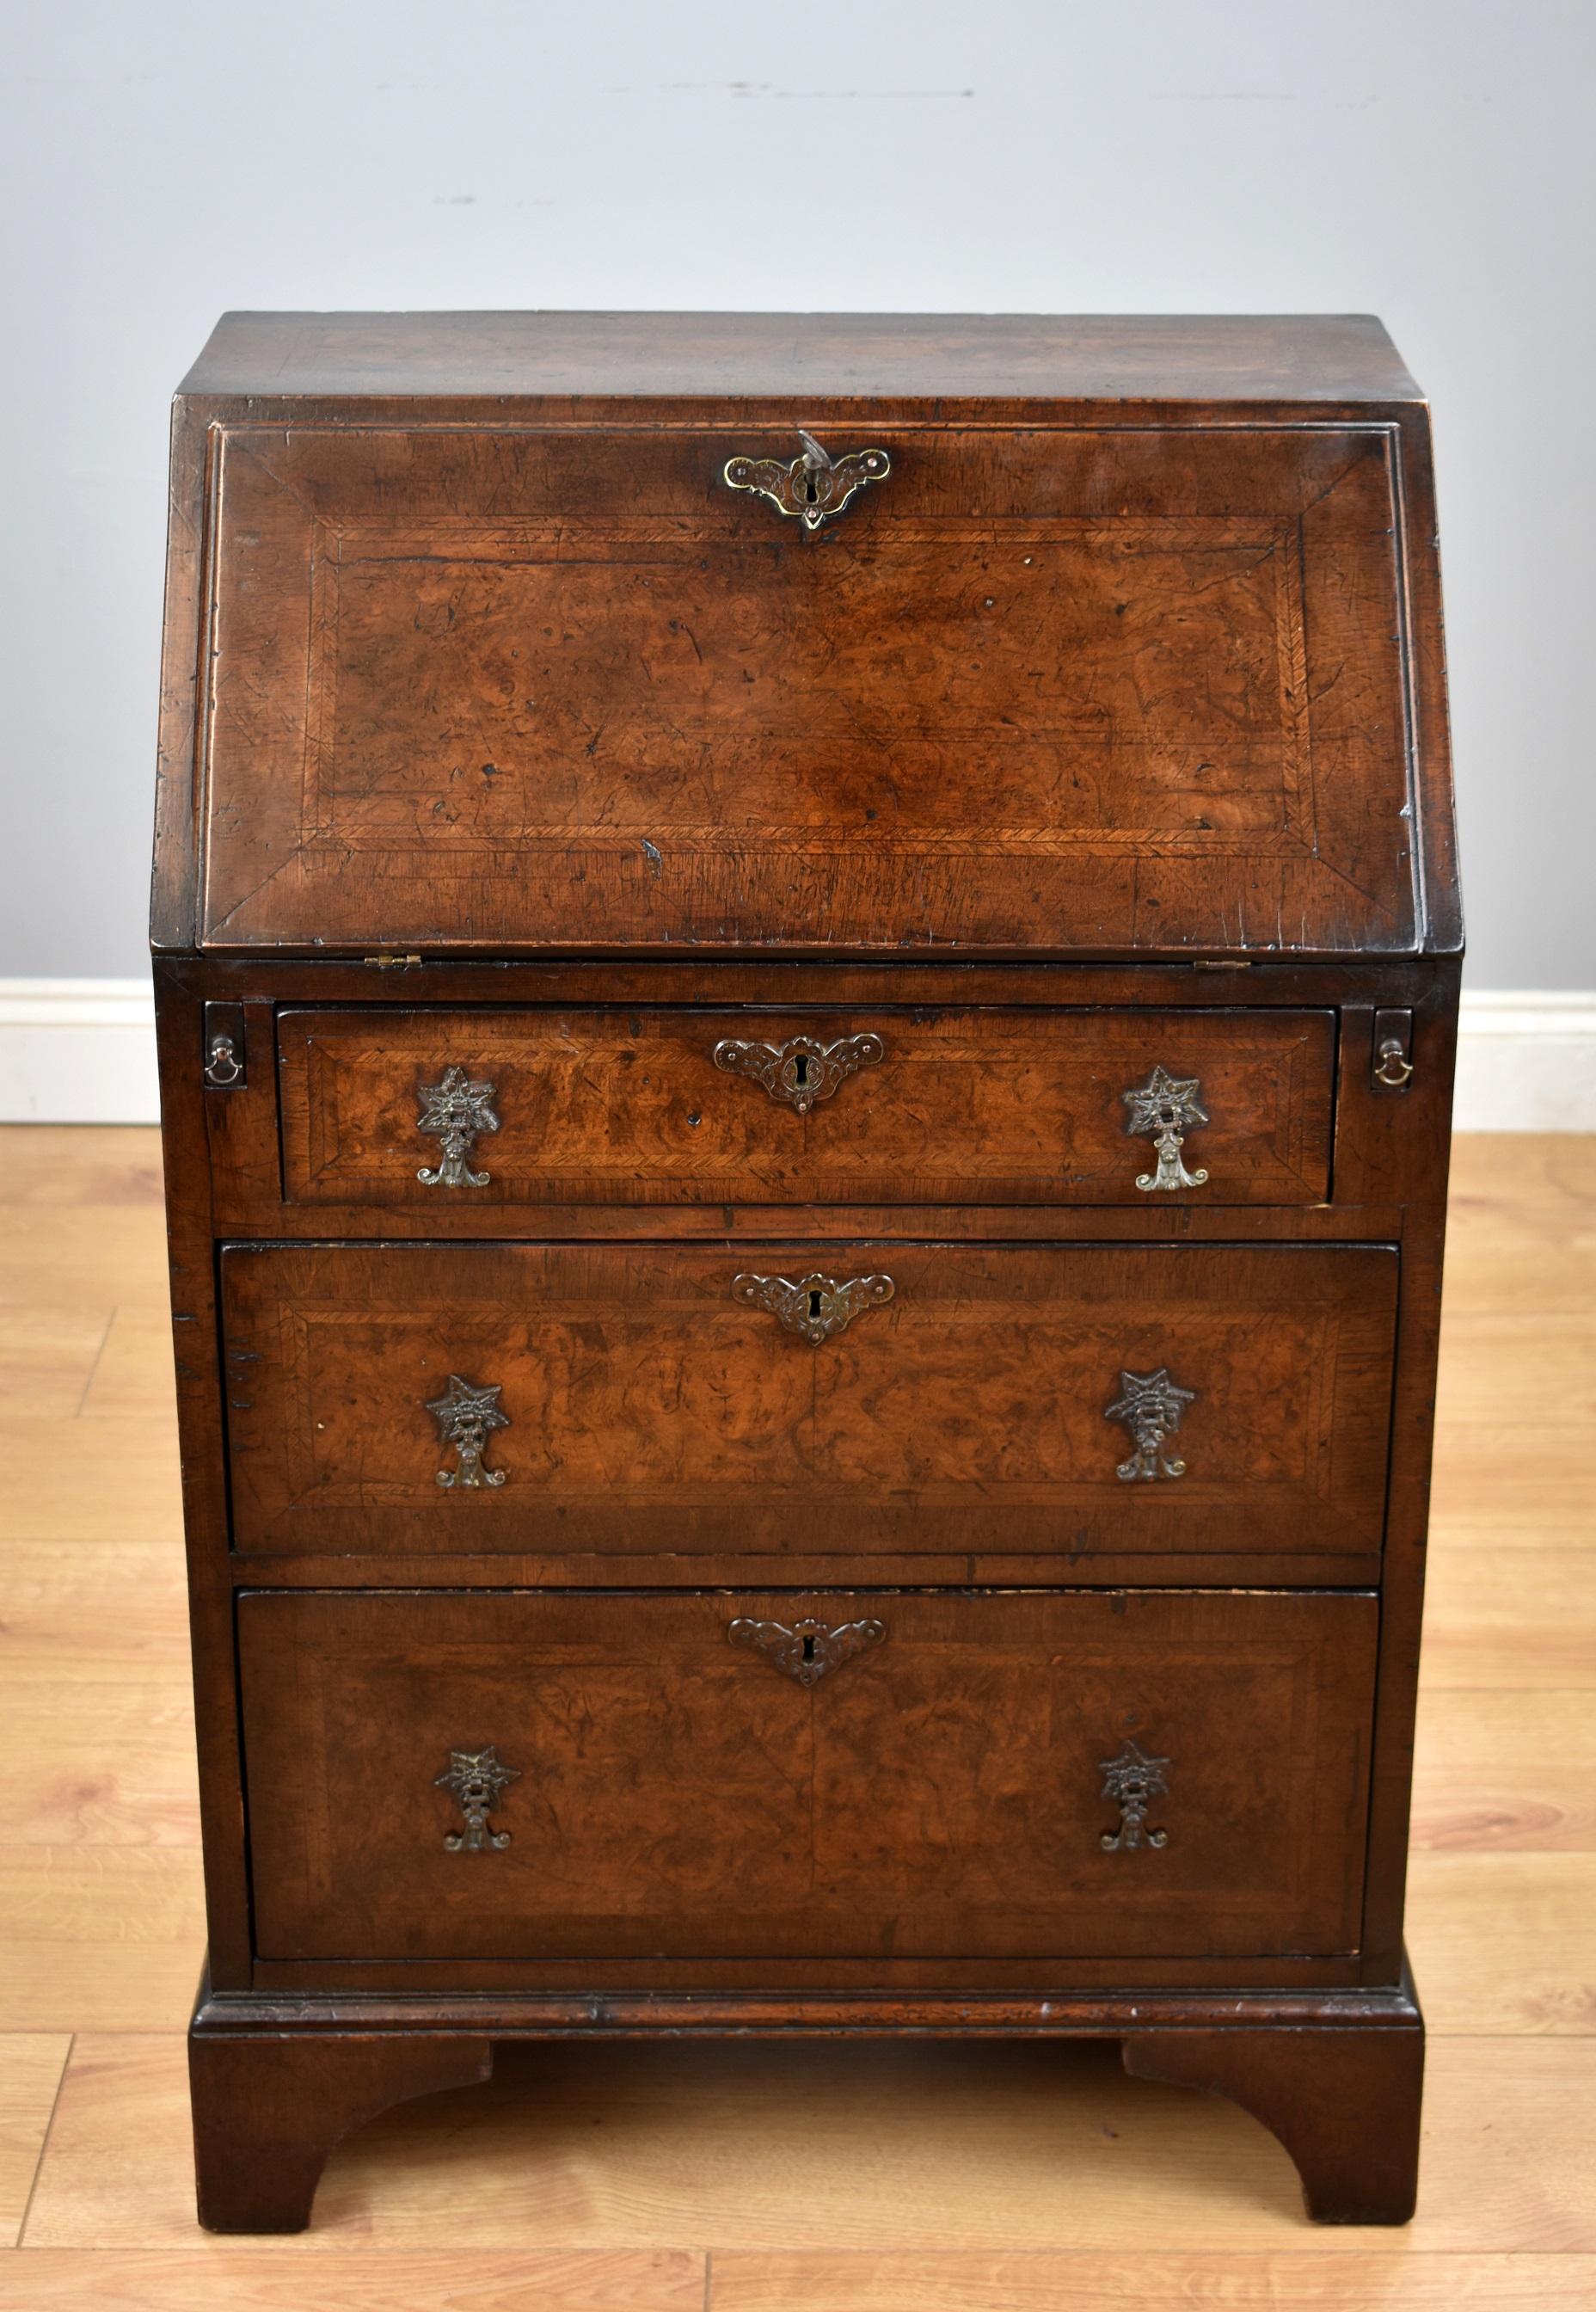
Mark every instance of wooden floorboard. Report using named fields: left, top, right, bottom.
left=0, top=1126, right=1591, bottom=2308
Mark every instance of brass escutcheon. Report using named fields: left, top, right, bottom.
left=729, top=1615, right=887, bottom=1686
left=723, top=429, right=890, bottom=531
left=713, top=1031, right=884, bottom=1114
left=732, top=1270, right=895, bottom=1344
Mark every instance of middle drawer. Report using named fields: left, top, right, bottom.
left=220, top=1239, right=1396, bottom=1564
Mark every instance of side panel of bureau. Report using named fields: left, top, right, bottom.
left=276, top=1004, right=1335, bottom=1208
left=237, top=1587, right=1378, bottom=1966
left=218, top=1239, right=1398, bottom=1564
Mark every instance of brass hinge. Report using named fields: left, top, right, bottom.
left=363, top=953, right=423, bottom=968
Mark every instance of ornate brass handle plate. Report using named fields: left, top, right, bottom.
left=435, top=1745, right=519, bottom=1852
left=427, top=1374, right=510, bottom=1489
left=733, top=1270, right=895, bottom=1344
left=730, top=1615, right=887, bottom=1686
left=1099, top=1738, right=1170, bottom=1852
left=1122, top=1065, right=1210, bottom=1193
left=724, top=429, right=890, bottom=531
left=713, top=1031, right=885, bottom=1115
left=416, top=1065, right=500, bottom=1189
left=1105, top=1367, right=1196, bottom=1482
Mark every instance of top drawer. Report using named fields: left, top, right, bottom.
left=196, top=423, right=1415, bottom=955
left=277, top=1005, right=1335, bottom=1208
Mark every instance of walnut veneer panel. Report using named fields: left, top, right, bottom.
left=218, top=1240, right=1396, bottom=1562
left=236, top=1587, right=1378, bottom=1964
left=276, top=1005, right=1334, bottom=1208
left=198, top=425, right=1415, bottom=955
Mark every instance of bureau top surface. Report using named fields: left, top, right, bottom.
left=181, top=310, right=1423, bottom=406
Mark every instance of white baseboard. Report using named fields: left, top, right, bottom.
left=0, top=979, right=1593, bottom=1130
left=0, top=981, right=160, bottom=1123
left=1450, top=992, right=1596, bottom=1132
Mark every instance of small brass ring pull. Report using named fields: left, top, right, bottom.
left=724, top=429, right=890, bottom=531
left=714, top=1031, right=884, bottom=1114
left=733, top=1270, right=894, bottom=1344
left=435, top=1746, right=519, bottom=1852
left=1122, top=1065, right=1210, bottom=1194
left=1099, top=1739, right=1170, bottom=1852
left=203, top=1034, right=243, bottom=1088
left=730, top=1615, right=887, bottom=1686
left=1374, top=1037, right=1415, bottom=1088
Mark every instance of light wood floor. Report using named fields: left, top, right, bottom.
left=0, top=1128, right=1592, bottom=2309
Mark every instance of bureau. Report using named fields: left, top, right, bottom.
left=151, top=311, right=1460, bottom=2230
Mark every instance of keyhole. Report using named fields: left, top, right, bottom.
left=801, top=1633, right=817, bottom=1663
left=808, top=1288, right=824, bottom=1319
left=803, top=475, right=819, bottom=504
left=793, top=1054, right=810, bottom=1086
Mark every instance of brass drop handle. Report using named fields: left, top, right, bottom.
left=416, top=1066, right=500, bottom=1189
left=733, top=1270, right=895, bottom=1344
left=1105, top=1367, right=1197, bottom=1482
left=1122, top=1066, right=1210, bottom=1193
left=713, top=1031, right=885, bottom=1113
left=1100, top=1739, right=1170, bottom=1852
left=427, top=1374, right=511, bottom=1489
left=724, top=429, right=890, bottom=531
left=435, top=1746, right=519, bottom=1852
left=729, top=1615, right=887, bottom=1685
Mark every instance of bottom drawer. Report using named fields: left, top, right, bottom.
left=238, top=1589, right=1377, bottom=1965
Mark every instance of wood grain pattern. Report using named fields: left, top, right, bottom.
left=21, top=2033, right=1596, bottom=2253
left=0, top=1851, right=204, bottom=2034
left=0, top=2250, right=709, bottom=2309
left=189, top=2032, right=494, bottom=2232
left=1123, top=2020, right=1422, bottom=2224
left=181, top=311, right=1427, bottom=403
left=8, top=1127, right=1591, bottom=2301
left=1404, top=1853, right=1596, bottom=2034
left=195, top=422, right=1415, bottom=956
left=277, top=1005, right=1335, bottom=1208
left=707, top=2252, right=1596, bottom=2309
left=218, top=1239, right=1396, bottom=1561
left=0, top=2037, right=71, bottom=2246
left=236, top=1588, right=1376, bottom=1965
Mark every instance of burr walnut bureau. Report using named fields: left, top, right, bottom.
left=150, top=311, right=1461, bottom=2230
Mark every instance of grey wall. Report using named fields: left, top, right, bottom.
left=3, top=0, right=1590, bottom=985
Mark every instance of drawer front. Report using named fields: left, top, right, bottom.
left=220, top=1241, right=1396, bottom=1561
left=200, top=423, right=1414, bottom=955
left=278, top=1005, right=1335, bottom=1208
left=238, top=1588, right=1377, bottom=1963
